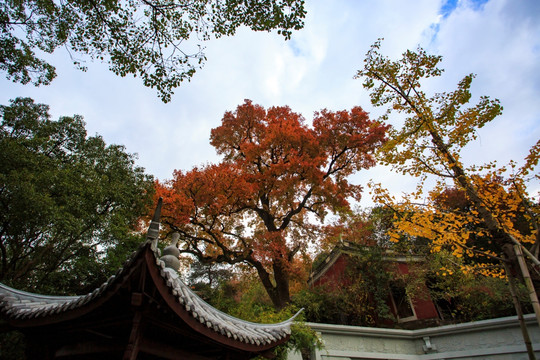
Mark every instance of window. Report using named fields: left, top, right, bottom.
left=390, top=282, right=416, bottom=322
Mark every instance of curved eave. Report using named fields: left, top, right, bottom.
left=0, top=242, right=148, bottom=327
left=0, top=239, right=298, bottom=353
left=144, top=247, right=296, bottom=352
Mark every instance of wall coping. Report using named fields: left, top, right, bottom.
left=307, top=313, right=537, bottom=339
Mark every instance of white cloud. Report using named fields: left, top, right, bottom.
left=429, top=0, right=540, bottom=168
left=0, top=0, right=538, bottom=204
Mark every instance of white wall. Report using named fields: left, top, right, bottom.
left=290, top=314, right=540, bottom=360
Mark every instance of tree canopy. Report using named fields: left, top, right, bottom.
left=357, top=41, right=539, bottom=269
left=0, top=97, right=154, bottom=294
left=157, top=99, right=389, bottom=308
left=356, top=41, right=540, bottom=327
left=0, top=0, right=306, bottom=102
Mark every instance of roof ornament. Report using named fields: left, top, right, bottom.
left=148, top=197, right=162, bottom=251
left=160, top=233, right=181, bottom=271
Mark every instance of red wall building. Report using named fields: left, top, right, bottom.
left=308, top=241, right=440, bottom=328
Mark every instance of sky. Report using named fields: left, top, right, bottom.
left=1, top=0, right=539, bottom=207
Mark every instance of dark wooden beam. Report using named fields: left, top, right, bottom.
left=55, top=341, right=124, bottom=357
left=138, top=337, right=215, bottom=360
left=123, top=311, right=143, bottom=360
left=56, top=313, right=132, bottom=333
left=144, top=311, right=212, bottom=343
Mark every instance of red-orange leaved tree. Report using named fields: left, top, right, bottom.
left=157, top=99, right=389, bottom=308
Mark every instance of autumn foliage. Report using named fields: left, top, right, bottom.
left=156, top=99, right=388, bottom=308
left=358, top=41, right=540, bottom=281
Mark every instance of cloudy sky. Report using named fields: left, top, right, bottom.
left=1, top=0, right=539, bottom=207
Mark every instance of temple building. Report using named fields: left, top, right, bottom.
left=0, top=200, right=299, bottom=359
left=308, top=240, right=440, bottom=328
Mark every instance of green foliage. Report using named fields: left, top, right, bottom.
left=0, top=97, right=154, bottom=294
left=297, top=242, right=522, bottom=328
left=241, top=306, right=323, bottom=360
left=342, top=249, right=394, bottom=325
left=207, top=270, right=275, bottom=319
left=187, top=261, right=234, bottom=301
left=274, top=321, right=324, bottom=360
left=292, top=286, right=349, bottom=324
left=426, top=251, right=526, bottom=323
left=0, top=0, right=306, bottom=102
left=196, top=268, right=322, bottom=360
left=294, top=248, right=395, bottom=327
left=366, top=206, right=395, bottom=247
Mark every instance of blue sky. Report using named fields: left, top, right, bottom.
left=440, top=0, right=489, bottom=18
left=1, top=0, right=539, bottom=206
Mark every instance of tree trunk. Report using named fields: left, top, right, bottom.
left=251, top=258, right=291, bottom=309
left=427, top=124, right=540, bottom=327
left=272, top=259, right=291, bottom=309
left=300, top=347, right=313, bottom=360
left=504, top=259, right=536, bottom=360
left=515, top=244, right=540, bottom=328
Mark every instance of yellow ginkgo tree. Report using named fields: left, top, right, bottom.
left=356, top=41, right=540, bottom=355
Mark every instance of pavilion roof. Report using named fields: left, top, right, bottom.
left=0, top=199, right=299, bottom=353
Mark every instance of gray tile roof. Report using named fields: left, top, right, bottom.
left=0, top=239, right=299, bottom=347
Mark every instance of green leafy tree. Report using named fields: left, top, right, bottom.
left=295, top=247, right=394, bottom=327
left=0, top=0, right=306, bottom=102
left=187, top=261, right=234, bottom=300
left=200, top=268, right=322, bottom=360
left=424, top=251, right=525, bottom=323
left=0, top=97, right=154, bottom=294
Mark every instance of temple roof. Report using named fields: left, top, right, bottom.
left=0, top=241, right=297, bottom=346
left=308, top=240, right=424, bottom=286
left=0, top=199, right=299, bottom=357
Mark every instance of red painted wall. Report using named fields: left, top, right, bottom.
left=394, top=262, right=439, bottom=320
left=313, top=254, right=439, bottom=321
left=313, top=254, right=349, bottom=290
